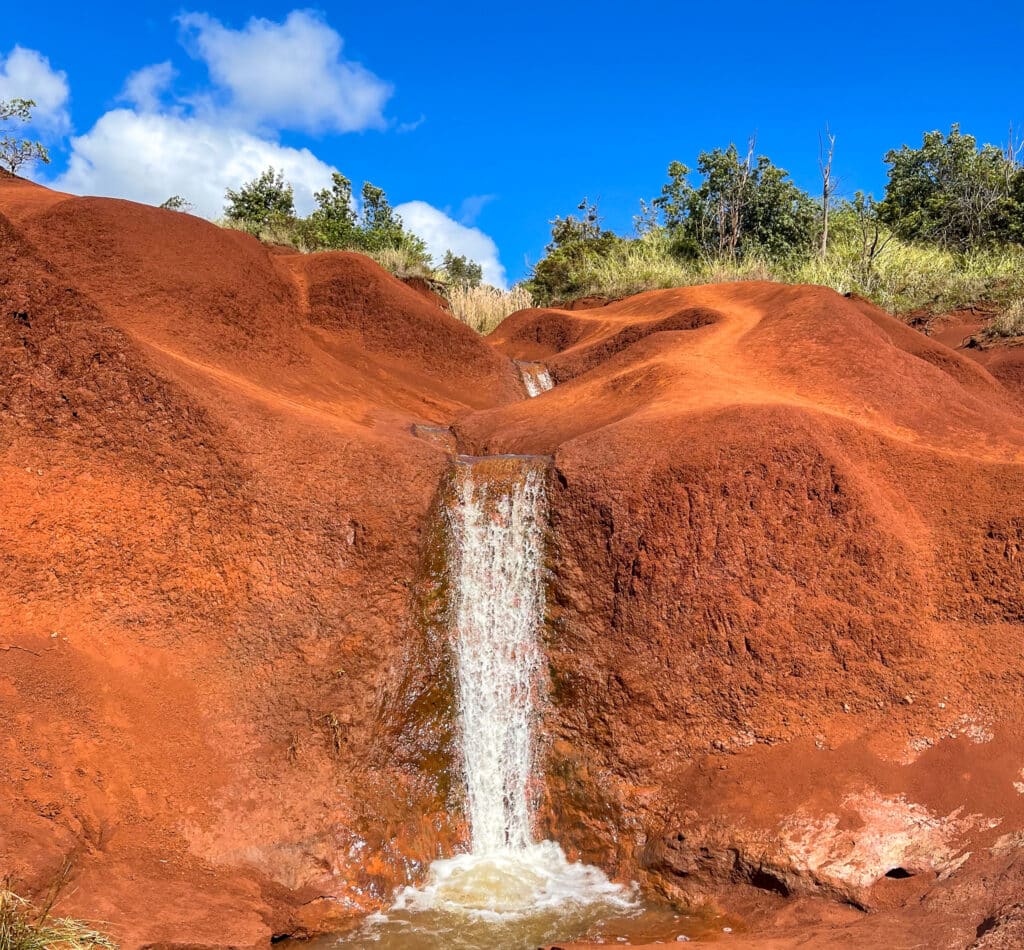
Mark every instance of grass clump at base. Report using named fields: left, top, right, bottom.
left=0, top=885, right=117, bottom=950
left=979, top=299, right=1024, bottom=342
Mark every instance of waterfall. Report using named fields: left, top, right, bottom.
left=383, top=455, right=635, bottom=929
left=516, top=360, right=555, bottom=397
left=448, top=457, right=546, bottom=852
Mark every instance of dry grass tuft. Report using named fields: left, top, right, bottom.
left=446, top=284, right=534, bottom=335
left=981, top=299, right=1024, bottom=341
left=0, top=883, right=117, bottom=950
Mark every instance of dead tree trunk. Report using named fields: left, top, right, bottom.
left=819, top=127, right=837, bottom=259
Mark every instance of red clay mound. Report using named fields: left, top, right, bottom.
left=913, top=306, right=1024, bottom=401
left=0, top=177, right=522, bottom=947
left=7, top=174, right=1024, bottom=950
left=477, top=283, right=1024, bottom=947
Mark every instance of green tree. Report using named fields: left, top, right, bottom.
left=359, top=182, right=404, bottom=249
left=0, top=98, right=50, bottom=175
left=357, top=181, right=430, bottom=264
left=742, top=157, right=819, bottom=258
left=442, top=251, right=483, bottom=288
left=307, top=172, right=359, bottom=249
left=651, top=161, right=694, bottom=232
left=527, top=197, right=623, bottom=301
left=224, top=167, right=295, bottom=235
left=653, top=142, right=817, bottom=260
left=878, top=125, right=1023, bottom=249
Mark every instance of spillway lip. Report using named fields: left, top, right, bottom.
left=453, top=453, right=554, bottom=464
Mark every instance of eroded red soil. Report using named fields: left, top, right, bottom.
left=4, top=176, right=1024, bottom=948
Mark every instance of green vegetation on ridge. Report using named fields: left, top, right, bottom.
left=526, top=126, right=1024, bottom=322
left=221, top=167, right=433, bottom=273
left=178, top=124, right=1024, bottom=336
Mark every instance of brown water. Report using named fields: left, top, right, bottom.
left=304, top=898, right=733, bottom=948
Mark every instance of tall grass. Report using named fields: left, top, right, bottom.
left=358, top=245, right=436, bottom=281
left=0, top=886, right=117, bottom=950
left=530, top=230, right=1024, bottom=319
left=798, top=243, right=1024, bottom=314
left=446, top=284, right=534, bottom=334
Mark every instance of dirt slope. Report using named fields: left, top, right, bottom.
left=482, top=287, right=1024, bottom=948
left=0, top=176, right=521, bottom=946
left=5, top=176, right=1024, bottom=949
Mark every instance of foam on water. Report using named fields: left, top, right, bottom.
left=393, top=841, right=635, bottom=919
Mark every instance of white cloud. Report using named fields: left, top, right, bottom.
left=120, top=62, right=177, bottom=113
left=396, top=114, right=426, bottom=134
left=395, top=200, right=507, bottom=289
left=0, top=46, right=70, bottom=135
left=177, top=10, right=392, bottom=134
left=53, top=109, right=335, bottom=218
left=38, top=12, right=507, bottom=284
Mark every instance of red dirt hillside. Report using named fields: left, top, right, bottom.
left=6, top=173, right=1024, bottom=949
left=0, top=175, right=522, bottom=946
left=479, top=287, right=1024, bottom=947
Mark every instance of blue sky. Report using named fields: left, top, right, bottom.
left=3, top=1, right=1023, bottom=285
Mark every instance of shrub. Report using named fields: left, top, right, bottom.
left=306, top=172, right=359, bottom=250
left=224, top=167, right=295, bottom=235
left=440, top=251, right=483, bottom=289
left=982, top=299, right=1024, bottom=341
left=158, top=195, right=193, bottom=213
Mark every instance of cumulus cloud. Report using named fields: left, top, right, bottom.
left=120, top=61, right=177, bottom=113
left=40, top=11, right=507, bottom=282
left=177, top=10, right=392, bottom=133
left=395, top=200, right=507, bottom=289
left=52, top=9, right=389, bottom=215
left=0, top=46, right=70, bottom=135
left=54, top=109, right=335, bottom=217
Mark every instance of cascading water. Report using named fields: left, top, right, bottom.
left=515, top=360, right=555, bottom=397
left=390, top=458, right=634, bottom=922
left=448, top=457, right=545, bottom=855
